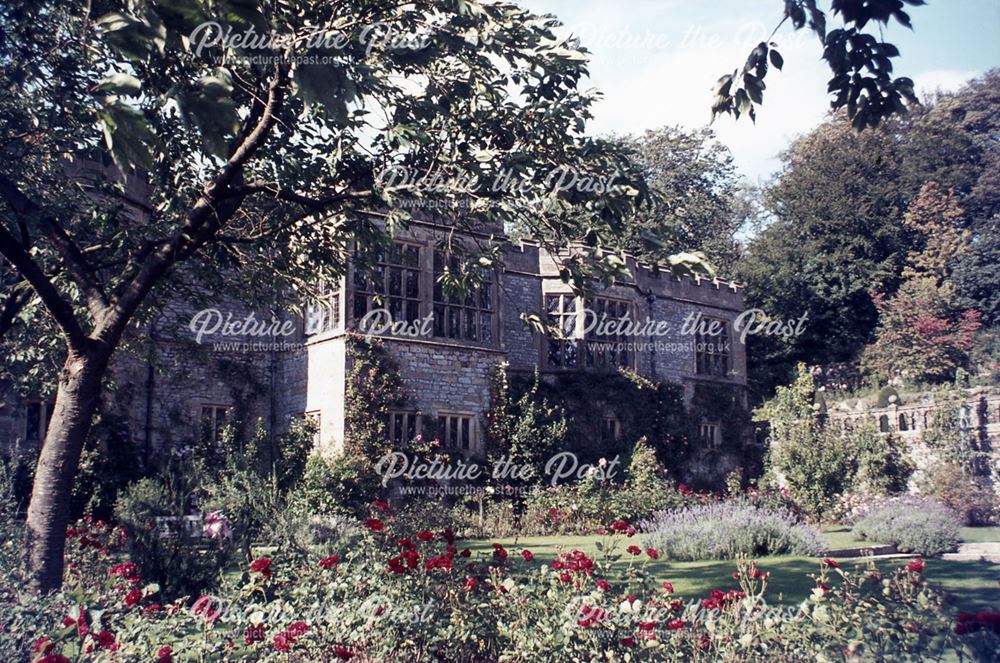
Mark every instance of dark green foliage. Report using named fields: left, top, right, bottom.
left=505, top=368, right=692, bottom=475
left=114, top=458, right=228, bottom=599
left=713, top=0, right=922, bottom=129
left=485, top=366, right=567, bottom=497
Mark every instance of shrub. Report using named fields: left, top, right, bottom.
left=917, top=462, right=998, bottom=526
left=114, top=458, right=232, bottom=598
left=641, top=500, right=825, bottom=560
left=11, top=511, right=997, bottom=662
left=851, top=496, right=962, bottom=556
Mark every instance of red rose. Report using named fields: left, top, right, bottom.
left=273, top=632, right=292, bottom=652
left=416, top=530, right=434, bottom=541
left=193, top=595, right=221, bottom=622
left=319, top=554, right=340, bottom=569
left=622, top=636, right=636, bottom=647
left=287, top=622, right=310, bottom=637
left=460, top=548, right=471, bottom=557
left=626, top=545, right=641, bottom=555
left=595, top=578, right=610, bottom=591
left=365, top=518, right=384, bottom=532
left=109, top=562, right=138, bottom=578
left=462, top=576, right=477, bottom=590
left=610, top=519, right=629, bottom=532
left=559, top=572, right=572, bottom=583
left=250, top=557, right=273, bottom=579
left=662, top=582, right=674, bottom=594
left=906, top=558, right=924, bottom=574
left=124, top=588, right=142, bottom=608
left=646, top=548, right=659, bottom=560
left=373, top=500, right=390, bottom=511
left=521, top=550, right=534, bottom=562
left=157, top=645, right=173, bottom=663
left=626, top=526, right=636, bottom=537
left=38, top=656, right=71, bottom=663
left=823, top=558, right=840, bottom=568
left=33, top=637, right=55, bottom=654
left=93, top=630, right=116, bottom=650
left=333, top=645, right=355, bottom=660
left=667, top=618, right=686, bottom=630
left=441, top=528, right=456, bottom=545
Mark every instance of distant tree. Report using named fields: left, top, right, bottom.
left=735, top=115, right=913, bottom=397
left=861, top=184, right=982, bottom=385
left=619, top=127, right=747, bottom=275
left=861, top=284, right=982, bottom=385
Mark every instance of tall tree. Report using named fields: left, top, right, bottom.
left=735, top=115, right=913, bottom=398
left=0, top=0, right=672, bottom=591
left=861, top=183, right=982, bottom=385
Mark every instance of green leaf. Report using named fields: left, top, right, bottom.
left=95, top=73, right=142, bottom=96
left=99, top=100, right=158, bottom=172
left=293, top=64, right=355, bottom=124
left=769, top=49, right=784, bottom=71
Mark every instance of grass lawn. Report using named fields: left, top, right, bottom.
left=463, top=534, right=1000, bottom=613
left=960, top=527, right=1000, bottom=544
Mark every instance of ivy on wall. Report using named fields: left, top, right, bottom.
left=343, top=334, right=407, bottom=474
left=501, top=367, right=699, bottom=479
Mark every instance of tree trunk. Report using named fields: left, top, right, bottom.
left=24, top=349, right=109, bottom=593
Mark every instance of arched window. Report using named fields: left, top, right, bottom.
left=898, top=414, right=908, bottom=431
left=879, top=415, right=890, bottom=433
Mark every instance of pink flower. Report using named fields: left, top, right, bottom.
left=203, top=511, right=232, bottom=539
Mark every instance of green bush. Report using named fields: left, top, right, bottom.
left=917, top=462, right=998, bottom=526
left=113, top=461, right=230, bottom=599
left=851, top=496, right=962, bottom=556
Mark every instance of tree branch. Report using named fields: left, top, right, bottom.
left=0, top=222, right=87, bottom=353
left=0, top=174, right=110, bottom=319
left=105, top=64, right=290, bottom=342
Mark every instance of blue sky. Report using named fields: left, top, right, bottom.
left=522, top=0, right=1000, bottom=182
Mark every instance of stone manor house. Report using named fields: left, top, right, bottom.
left=0, top=213, right=750, bottom=477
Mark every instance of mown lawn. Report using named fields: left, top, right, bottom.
left=463, top=529, right=1000, bottom=613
